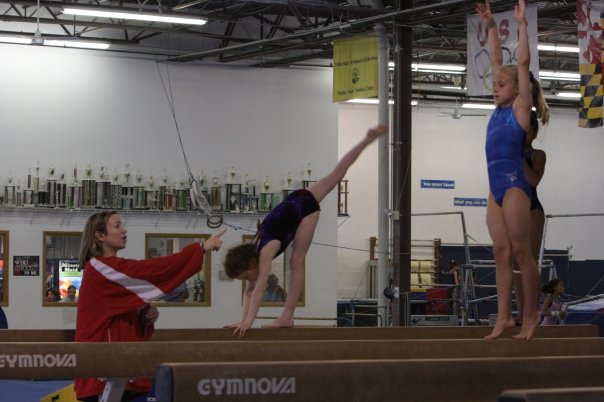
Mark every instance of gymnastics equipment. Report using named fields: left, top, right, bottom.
left=156, top=355, right=604, bottom=402
left=0, top=325, right=596, bottom=343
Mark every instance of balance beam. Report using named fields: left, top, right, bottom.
left=0, top=325, right=597, bottom=343
left=499, top=387, right=604, bottom=402
left=1, top=337, right=604, bottom=380
left=155, top=356, right=604, bottom=402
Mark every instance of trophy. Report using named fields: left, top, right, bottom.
left=81, top=163, right=96, bottom=208
left=23, top=168, right=34, bottom=208
left=259, top=175, right=273, bottom=212
left=132, top=170, right=146, bottom=210
left=303, top=162, right=316, bottom=189
left=4, top=174, right=16, bottom=207
left=210, top=176, right=221, bottom=211
left=110, top=171, right=122, bottom=209
left=33, top=161, right=41, bottom=207
left=46, top=167, right=57, bottom=208
left=225, top=167, right=242, bottom=212
left=67, top=165, right=81, bottom=209
left=175, top=177, right=189, bottom=211
left=158, top=173, right=171, bottom=211
left=15, top=179, right=22, bottom=207
left=241, top=174, right=255, bottom=213
left=95, top=165, right=112, bottom=209
left=282, top=171, right=294, bottom=200
left=121, top=164, right=133, bottom=210
left=56, top=169, right=68, bottom=208
left=37, top=177, right=49, bottom=207
left=146, top=175, right=158, bottom=210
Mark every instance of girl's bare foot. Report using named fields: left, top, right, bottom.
left=261, top=317, right=294, bottom=329
left=513, top=310, right=541, bottom=341
left=484, top=316, right=516, bottom=340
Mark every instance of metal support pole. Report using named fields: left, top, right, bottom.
left=375, top=22, right=391, bottom=327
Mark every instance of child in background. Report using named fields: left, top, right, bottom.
left=540, top=279, right=566, bottom=325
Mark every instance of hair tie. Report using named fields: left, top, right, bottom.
left=529, top=71, right=535, bottom=83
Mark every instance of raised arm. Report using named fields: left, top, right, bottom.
left=513, top=0, right=533, bottom=131
left=477, top=0, right=503, bottom=71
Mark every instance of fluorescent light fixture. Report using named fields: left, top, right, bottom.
left=461, top=103, right=495, bottom=110
left=413, top=63, right=466, bottom=72
left=62, top=7, right=207, bottom=26
left=0, top=36, right=33, bottom=44
left=344, top=98, right=417, bottom=106
left=388, top=61, right=466, bottom=74
left=441, top=86, right=467, bottom=91
left=45, top=40, right=111, bottom=50
left=556, top=92, right=581, bottom=99
left=538, top=43, right=579, bottom=53
left=539, top=70, right=581, bottom=82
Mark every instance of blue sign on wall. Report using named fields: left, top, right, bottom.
left=420, top=179, right=455, bottom=189
left=454, top=197, right=487, bottom=207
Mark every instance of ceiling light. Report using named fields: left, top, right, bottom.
left=441, top=86, right=467, bottom=91
left=45, top=40, right=111, bottom=50
left=539, top=70, right=581, bottom=82
left=62, top=7, right=208, bottom=26
left=388, top=62, right=466, bottom=74
left=461, top=103, right=495, bottom=110
left=0, top=36, right=33, bottom=44
left=538, top=43, right=580, bottom=53
left=556, top=92, right=581, bottom=99
left=412, top=63, right=466, bottom=72
left=344, top=99, right=416, bottom=105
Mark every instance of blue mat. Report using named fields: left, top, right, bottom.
left=0, top=380, right=73, bottom=402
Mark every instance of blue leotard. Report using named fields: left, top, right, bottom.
left=485, top=106, right=532, bottom=206
left=256, top=189, right=321, bottom=258
left=524, top=148, right=544, bottom=212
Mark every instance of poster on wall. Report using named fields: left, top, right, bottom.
left=13, top=256, right=40, bottom=276
left=58, top=259, right=82, bottom=299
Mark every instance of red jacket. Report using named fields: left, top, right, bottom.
left=74, top=242, right=205, bottom=400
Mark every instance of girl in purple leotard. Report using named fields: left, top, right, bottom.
left=477, top=0, right=549, bottom=341
left=224, top=124, right=387, bottom=337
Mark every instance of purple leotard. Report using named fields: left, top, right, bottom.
left=256, top=189, right=321, bottom=258
left=485, top=106, right=532, bottom=206
left=524, top=148, right=544, bottom=212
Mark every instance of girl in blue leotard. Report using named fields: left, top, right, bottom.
left=223, top=125, right=388, bottom=337
left=477, top=0, right=549, bottom=340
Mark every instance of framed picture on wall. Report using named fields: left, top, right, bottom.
left=42, top=231, right=82, bottom=306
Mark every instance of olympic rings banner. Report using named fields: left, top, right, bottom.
left=332, top=35, right=378, bottom=103
left=466, top=5, right=539, bottom=97
left=578, top=0, right=603, bottom=128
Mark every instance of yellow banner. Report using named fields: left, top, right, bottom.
left=332, top=35, right=378, bottom=103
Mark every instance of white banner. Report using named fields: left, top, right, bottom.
left=466, top=5, right=539, bottom=96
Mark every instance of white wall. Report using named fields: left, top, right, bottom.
left=0, top=44, right=339, bottom=329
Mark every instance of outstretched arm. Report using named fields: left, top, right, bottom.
left=514, top=0, right=532, bottom=121
left=477, top=0, right=502, bottom=71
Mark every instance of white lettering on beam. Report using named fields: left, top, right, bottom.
left=0, top=354, right=77, bottom=368
left=198, top=377, right=296, bottom=396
